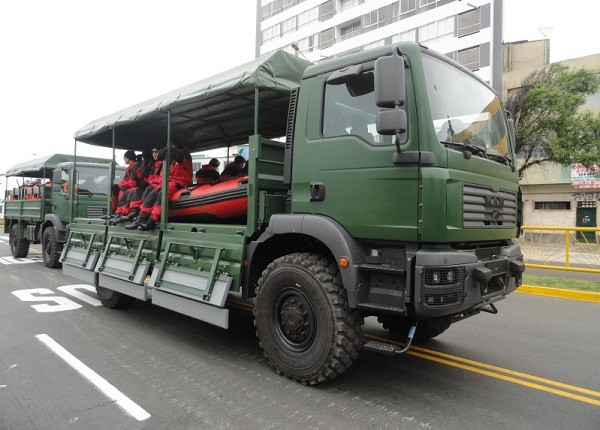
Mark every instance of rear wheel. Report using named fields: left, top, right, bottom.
left=10, top=224, right=30, bottom=258
left=96, top=285, right=135, bottom=309
left=42, top=227, right=63, bottom=268
left=378, top=315, right=452, bottom=342
left=253, top=253, right=362, bottom=385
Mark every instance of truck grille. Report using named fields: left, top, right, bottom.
left=463, top=184, right=517, bottom=229
left=420, top=266, right=466, bottom=308
left=86, top=205, right=107, bottom=218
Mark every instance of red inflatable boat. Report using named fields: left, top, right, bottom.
left=168, top=176, right=248, bottom=223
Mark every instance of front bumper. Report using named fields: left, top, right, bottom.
left=413, top=242, right=524, bottom=318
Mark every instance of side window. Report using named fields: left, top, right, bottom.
left=322, top=71, right=403, bottom=146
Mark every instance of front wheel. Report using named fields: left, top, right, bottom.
left=253, top=253, right=362, bottom=385
left=96, top=285, right=135, bottom=309
left=42, top=227, right=63, bottom=268
left=10, top=224, right=30, bottom=258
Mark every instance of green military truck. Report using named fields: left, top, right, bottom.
left=61, top=43, right=524, bottom=384
left=4, top=154, right=124, bottom=268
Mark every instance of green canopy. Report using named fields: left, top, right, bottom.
left=74, top=50, right=311, bottom=152
left=6, top=154, right=114, bottom=178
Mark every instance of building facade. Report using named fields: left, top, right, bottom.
left=255, top=0, right=503, bottom=91
left=503, top=41, right=600, bottom=231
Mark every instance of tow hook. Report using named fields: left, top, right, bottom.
left=481, top=302, right=498, bottom=314
left=363, top=320, right=419, bottom=355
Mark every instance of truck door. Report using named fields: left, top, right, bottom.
left=292, top=69, right=419, bottom=243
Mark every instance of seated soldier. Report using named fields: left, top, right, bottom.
left=196, top=158, right=220, bottom=185
left=220, top=155, right=245, bottom=180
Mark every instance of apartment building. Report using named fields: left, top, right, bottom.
left=255, top=0, right=503, bottom=91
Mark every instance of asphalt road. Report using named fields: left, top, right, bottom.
left=0, top=234, right=598, bottom=430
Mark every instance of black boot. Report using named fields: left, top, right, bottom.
left=138, top=218, right=156, bottom=231
left=109, top=214, right=124, bottom=224
left=122, top=211, right=138, bottom=222
left=126, top=212, right=148, bottom=230
left=125, top=218, right=143, bottom=230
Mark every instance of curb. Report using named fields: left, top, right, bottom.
left=517, top=285, right=600, bottom=303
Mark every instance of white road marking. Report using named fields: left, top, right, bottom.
left=36, top=334, right=151, bottom=421
left=0, top=256, right=40, bottom=265
left=57, top=285, right=102, bottom=307
left=12, top=289, right=82, bottom=313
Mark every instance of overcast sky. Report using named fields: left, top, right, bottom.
left=1, top=0, right=598, bottom=183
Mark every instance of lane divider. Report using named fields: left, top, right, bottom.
left=363, top=334, right=600, bottom=407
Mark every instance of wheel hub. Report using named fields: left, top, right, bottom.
left=280, top=297, right=311, bottom=342
left=275, top=290, right=316, bottom=350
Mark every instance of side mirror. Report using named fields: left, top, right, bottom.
left=376, top=108, right=407, bottom=136
left=374, top=49, right=405, bottom=108
left=52, top=169, right=62, bottom=184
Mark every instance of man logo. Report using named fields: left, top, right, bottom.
left=484, top=195, right=504, bottom=209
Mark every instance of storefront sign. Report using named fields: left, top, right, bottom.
left=571, top=164, right=600, bottom=189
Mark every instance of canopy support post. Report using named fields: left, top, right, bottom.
left=160, top=111, right=172, bottom=231
left=254, top=87, right=260, bottom=135
left=108, top=129, right=116, bottom=215
left=70, top=139, right=77, bottom=223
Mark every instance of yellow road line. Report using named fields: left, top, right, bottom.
left=364, top=334, right=600, bottom=406
left=517, top=285, right=600, bottom=303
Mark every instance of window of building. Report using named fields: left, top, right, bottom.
left=419, top=17, right=454, bottom=44
left=392, top=28, right=417, bottom=43
left=419, top=0, right=436, bottom=6
left=363, top=7, right=385, bottom=31
left=320, top=0, right=335, bottom=21
left=319, top=27, right=335, bottom=49
left=339, top=20, right=362, bottom=41
left=457, top=45, right=480, bottom=71
left=364, top=39, right=385, bottom=50
left=281, top=16, right=297, bottom=36
left=323, top=72, right=404, bottom=146
left=578, top=201, right=596, bottom=208
left=400, top=0, right=417, bottom=15
left=458, top=8, right=481, bottom=37
left=339, top=0, right=359, bottom=12
left=534, top=202, right=572, bottom=210
left=296, top=34, right=318, bottom=53
left=298, top=6, right=319, bottom=30
left=262, top=23, right=282, bottom=44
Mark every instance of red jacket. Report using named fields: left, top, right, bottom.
left=148, top=161, right=163, bottom=189
left=118, top=161, right=140, bottom=190
left=170, top=154, right=192, bottom=187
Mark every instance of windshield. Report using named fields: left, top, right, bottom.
left=69, top=166, right=124, bottom=195
left=422, top=54, right=511, bottom=160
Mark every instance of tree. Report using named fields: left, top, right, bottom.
left=504, top=63, right=600, bottom=178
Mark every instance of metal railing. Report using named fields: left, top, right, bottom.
left=516, top=226, right=600, bottom=274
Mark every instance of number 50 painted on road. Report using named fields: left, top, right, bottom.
left=12, top=285, right=102, bottom=312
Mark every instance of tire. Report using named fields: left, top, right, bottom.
left=378, top=315, right=452, bottom=342
left=253, top=253, right=362, bottom=385
left=42, top=227, right=63, bottom=269
left=10, top=224, right=30, bottom=258
left=96, top=285, right=135, bottom=309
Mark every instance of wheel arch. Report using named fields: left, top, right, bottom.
left=42, top=215, right=67, bottom=243
left=244, top=214, right=367, bottom=307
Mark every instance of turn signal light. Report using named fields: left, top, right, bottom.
left=338, top=257, right=349, bottom=268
